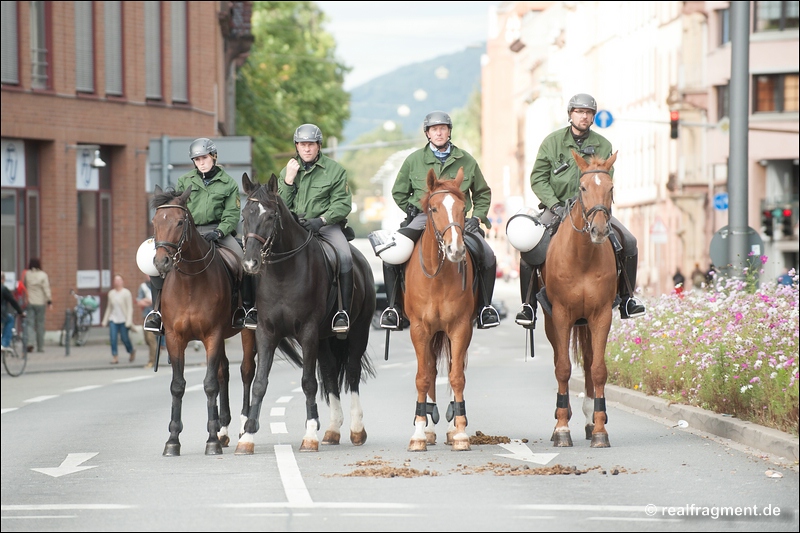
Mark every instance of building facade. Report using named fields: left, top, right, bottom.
left=1, top=1, right=253, bottom=331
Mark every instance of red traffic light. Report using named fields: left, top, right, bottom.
left=782, top=208, right=792, bottom=218
left=670, top=110, right=680, bottom=121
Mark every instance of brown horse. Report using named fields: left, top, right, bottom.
left=540, top=150, right=618, bottom=448
left=151, top=186, right=301, bottom=456
left=404, top=168, right=477, bottom=452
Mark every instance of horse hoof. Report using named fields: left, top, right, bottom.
left=425, top=431, right=437, bottom=445
left=350, top=429, right=367, bottom=446
left=590, top=433, right=611, bottom=448
left=219, top=434, right=230, bottom=448
left=322, top=431, right=341, bottom=445
left=451, top=437, right=471, bottom=451
left=163, top=443, right=181, bottom=457
left=408, top=439, right=427, bottom=452
left=234, top=442, right=254, bottom=455
left=300, top=439, right=319, bottom=452
left=205, top=442, right=223, bottom=455
left=585, top=424, right=594, bottom=440
left=445, top=430, right=456, bottom=445
left=552, top=431, right=573, bottom=447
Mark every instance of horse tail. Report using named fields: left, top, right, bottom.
left=431, top=332, right=453, bottom=375
left=318, top=338, right=376, bottom=400
left=570, top=325, right=594, bottom=397
left=277, top=338, right=303, bottom=368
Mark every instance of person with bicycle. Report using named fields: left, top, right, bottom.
left=23, top=258, right=52, bottom=352
left=1, top=272, right=26, bottom=349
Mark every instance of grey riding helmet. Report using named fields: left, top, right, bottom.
left=189, top=137, right=217, bottom=160
left=294, top=124, right=323, bottom=144
left=567, top=93, right=597, bottom=115
left=423, top=111, right=452, bottom=133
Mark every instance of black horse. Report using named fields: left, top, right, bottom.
left=235, top=173, right=376, bottom=454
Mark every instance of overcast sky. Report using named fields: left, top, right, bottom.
left=315, top=1, right=501, bottom=90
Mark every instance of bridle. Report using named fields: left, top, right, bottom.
left=566, top=169, right=613, bottom=233
left=419, top=189, right=466, bottom=283
left=153, top=204, right=217, bottom=275
left=243, top=197, right=313, bottom=266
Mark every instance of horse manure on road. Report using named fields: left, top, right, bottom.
left=453, top=462, right=611, bottom=476
left=326, top=457, right=441, bottom=478
left=469, top=431, right=511, bottom=445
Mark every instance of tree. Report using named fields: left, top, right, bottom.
left=236, top=1, right=351, bottom=179
left=449, top=88, right=482, bottom=163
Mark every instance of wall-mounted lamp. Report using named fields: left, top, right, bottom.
left=66, top=144, right=106, bottom=168
left=758, top=159, right=768, bottom=167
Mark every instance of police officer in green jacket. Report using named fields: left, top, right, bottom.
left=278, top=124, right=354, bottom=335
left=380, top=111, right=501, bottom=330
left=514, top=93, right=646, bottom=327
left=144, top=137, right=258, bottom=333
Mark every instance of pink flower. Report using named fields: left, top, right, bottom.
left=634, top=337, right=642, bottom=345
left=760, top=255, right=768, bottom=264
left=735, top=312, right=743, bottom=322
left=750, top=377, right=760, bottom=384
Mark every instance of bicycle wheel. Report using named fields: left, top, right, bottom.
left=74, top=312, right=92, bottom=346
left=3, top=333, right=27, bottom=377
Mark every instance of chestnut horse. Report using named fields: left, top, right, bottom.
left=237, top=173, right=376, bottom=454
left=151, top=186, right=301, bottom=456
left=540, top=150, right=618, bottom=448
left=405, top=168, right=477, bottom=452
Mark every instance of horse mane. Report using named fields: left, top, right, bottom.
left=150, top=188, right=183, bottom=210
left=421, top=176, right=465, bottom=212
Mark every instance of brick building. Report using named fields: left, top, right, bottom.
left=1, top=1, right=253, bottom=332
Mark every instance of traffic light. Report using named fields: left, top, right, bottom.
left=761, top=209, right=774, bottom=238
left=670, top=110, right=679, bottom=139
left=781, top=207, right=793, bottom=237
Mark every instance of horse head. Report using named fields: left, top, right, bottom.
left=422, top=167, right=467, bottom=263
left=151, top=185, right=196, bottom=275
left=570, top=150, right=617, bottom=244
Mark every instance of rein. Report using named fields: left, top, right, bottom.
left=153, top=204, right=218, bottom=275
left=566, top=169, right=613, bottom=233
left=243, top=198, right=314, bottom=265
left=418, top=189, right=466, bottom=283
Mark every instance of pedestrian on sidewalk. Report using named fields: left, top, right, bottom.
left=101, top=274, right=135, bottom=365
left=136, top=277, right=158, bottom=368
left=23, top=258, right=52, bottom=352
left=2, top=272, right=27, bottom=348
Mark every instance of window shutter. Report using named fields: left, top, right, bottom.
left=1, top=1, right=19, bottom=84
left=144, top=1, right=162, bottom=99
left=104, top=1, right=122, bottom=95
left=75, top=1, right=94, bottom=93
left=171, top=1, right=187, bottom=103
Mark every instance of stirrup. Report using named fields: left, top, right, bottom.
left=143, top=310, right=163, bottom=334
left=232, top=307, right=246, bottom=329
left=332, top=310, right=350, bottom=334
left=621, top=297, right=646, bottom=319
left=478, top=306, right=500, bottom=329
left=379, top=307, right=401, bottom=330
left=244, top=308, right=258, bottom=330
left=515, top=303, right=534, bottom=327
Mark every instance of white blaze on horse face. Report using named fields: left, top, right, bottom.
left=441, top=194, right=463, bottom=261
left=257, top=203, right=267, bottom=217
left=594, top=174, right=602, bottom=186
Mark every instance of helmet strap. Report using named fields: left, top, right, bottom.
left=426, top=132, right=451, bottom=151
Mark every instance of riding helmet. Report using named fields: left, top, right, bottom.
left=294, top=124, right=323, bottom=144
left=189, top=138, right=217, bottom=160
left=567, top=93, right=597, bottom=116
left=423, top=111, right=452, bottom=133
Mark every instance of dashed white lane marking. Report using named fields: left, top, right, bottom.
left=65, top=385, right=103, bottom=393
left=114, top=376, right=153, bottom=383
left=270, top=422, right=288, bottom=434
left=23, top=395, right=59, bottom=403
left=1, top=408, right=19, bottom=414
left=185, top=384, right=204, bottom=392
left=291, top=387, right=302, bottom=393
left=1, top=515, right=77, bottom=519
left=1, top=504, right=133, bottom=511
left=270, top=407, right=285, bottom=416
left=275, top=444, right=312, bottom=505
left=276, top=396, right=293, bottom=403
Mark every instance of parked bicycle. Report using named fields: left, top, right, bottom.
left=59, top=290, right=98, bottom=347
left=2, top=316, right=27, bottom=377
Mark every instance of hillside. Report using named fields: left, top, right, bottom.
left=342, top=45, right=485, bottom=144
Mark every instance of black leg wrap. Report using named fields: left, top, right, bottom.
left=556, top=393, right=570, bottom=409
left=594, top=397, right=608, bottom=423
left=415, top=401, right=428, bottom=426
left=446, top=401, right=468, bottom=426
left=426, top=402, right=440, bottom=425
left=307, top=404, right=318, bottom=422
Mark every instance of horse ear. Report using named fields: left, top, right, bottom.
left=454, top=167, right=465, bottom=189
left=571, top=149, right=587, bottom=171
left=267, top=173, right=279, bottom=193
left=242, top=172, right=255, bottom=194
left=426, top=168, right=437, bottom=192
left=606, top=150, right=618, bottom=169
left=179, top=186, right=192, bottom=204
left=154, top=185, right=163, bottom=195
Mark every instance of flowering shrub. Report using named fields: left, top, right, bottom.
left=606, top=263, right=799, bottom=435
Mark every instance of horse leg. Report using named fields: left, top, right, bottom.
left=546, top=317, right=573, bottom=447
left=216, top=350, right=232, bottom=447
left=447, top=330, right=471, bottom=451
left=235, top=330, right=278, bottom=455
left=299, top=333, right=321, bottom=452
left=320, top=341, right=343, bottom=445
left=581, top=329, right=595, bottom=440
left=345, top=332, right=369, bottom=446
left=239, top=329, right=257, bottom=439
left=589, top=321, right=612, bottom=448
left=163, top=339, right=187, bottom=457
left=408, top=327, right=435, bottom=452
left=203, top=336, right=226, bottom=455
left=425, top=358, right=438, bottom=445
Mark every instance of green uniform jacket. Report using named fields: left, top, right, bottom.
left=176, top=166, right=241, bottom=237
left=392, top=143, right=493, bottom=228
left=277, top=154, right=352, bottom=224
left=530, top=127, right=614, bottom=209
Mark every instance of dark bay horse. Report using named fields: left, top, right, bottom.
left=151, top=186, right=301, bottom=456
left=237, top=173, right=376, bottom=454
left=540, top=150, right=618, bottom=448
left=404, top=168, right=476, bottom=452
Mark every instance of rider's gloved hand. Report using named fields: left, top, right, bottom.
left=465, top=216, right=481, bottom=233
left=204, top=229, right=222, bottom=242
left=300, top=217, right=325, bottom=234
left=550, top=204, right=565, bottom=220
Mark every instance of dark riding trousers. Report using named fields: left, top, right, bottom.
left=197, top=223, right=243, bottom=260
left=318, top=224, right=353, bottom=274
left=398, top=212, right=496, bottom=269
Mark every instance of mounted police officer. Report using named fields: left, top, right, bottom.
left=379, top=111, right=501, bottom=330
left=144, top=137, right=258, bottom=333
left=514, top=93, right=646, bottom=327
left=278, top=124, right=354, bottom=335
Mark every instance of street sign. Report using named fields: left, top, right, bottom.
left=713, top=192, right=729, bottom=211
left=594, top=110, right=614, bottom=128
left=650, top=218, right=668, bottom=244
left=709, top=225, right=764, bottom=269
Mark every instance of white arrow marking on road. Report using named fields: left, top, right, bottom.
left=31, top=453, right=99, bottom=478
left=23, top=395, right=59, bottom=403
left=495, top=440, right=559, bottom=465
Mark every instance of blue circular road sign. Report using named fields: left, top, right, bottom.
left=594, top=110, right=614, bottom=128
left=713, top=192, right=728, bottom=211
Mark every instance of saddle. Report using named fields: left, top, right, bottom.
left=311, top=236, right=349, bottom=329
left=217, top=242, right=245, bottom=313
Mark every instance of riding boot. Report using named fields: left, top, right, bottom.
left=332, top=269, right=353, bottom=336
left=143, top=275, right=164, bottom=334
left=477, top=263, right=500, bottom=329
left=515, top=259, right=536, bottom=327
left=379, top=263, right=403, bottom=330
left=619, top=253, right=646, bottom=319
left=234, top=274, right=258, bottom=330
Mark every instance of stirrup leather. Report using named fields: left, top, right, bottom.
left=332, top=310, right=350, bottom=333
left=379, top=307, right=400, bottom=330
left=478, top=305, right=500, bottom=329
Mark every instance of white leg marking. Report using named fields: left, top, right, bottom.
left=349, top=392, right=364, bottom=434
left=328, top=396, right=344, bottom=433
left=582, top=395, right=593, bottom=426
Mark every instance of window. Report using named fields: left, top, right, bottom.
left=755, top=1, right=800, bottom=32
left=30, top=1, right=49, bottom=90
left=171, top=1, right=188, bottom=103
left=717, top=8, right=730, bottom=45
left=144, top=1, right=162, bottom=100
left=77, top=149, right=112, bottom=291
left=75, top=1, right=94, bottom=93
left=0, top=141, right=40, bottom=277
left=716, top=84, right=730, bottom=120
left=1, top=1, right=19, bottom=84
left=754, top=73, right=799, bottom=113
left=104, top=1, right=123, bottom=96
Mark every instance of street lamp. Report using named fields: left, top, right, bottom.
left=65, top=144, right=106, bottom=168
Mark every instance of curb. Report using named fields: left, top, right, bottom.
left=569, top=375, right=799, bottom=462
